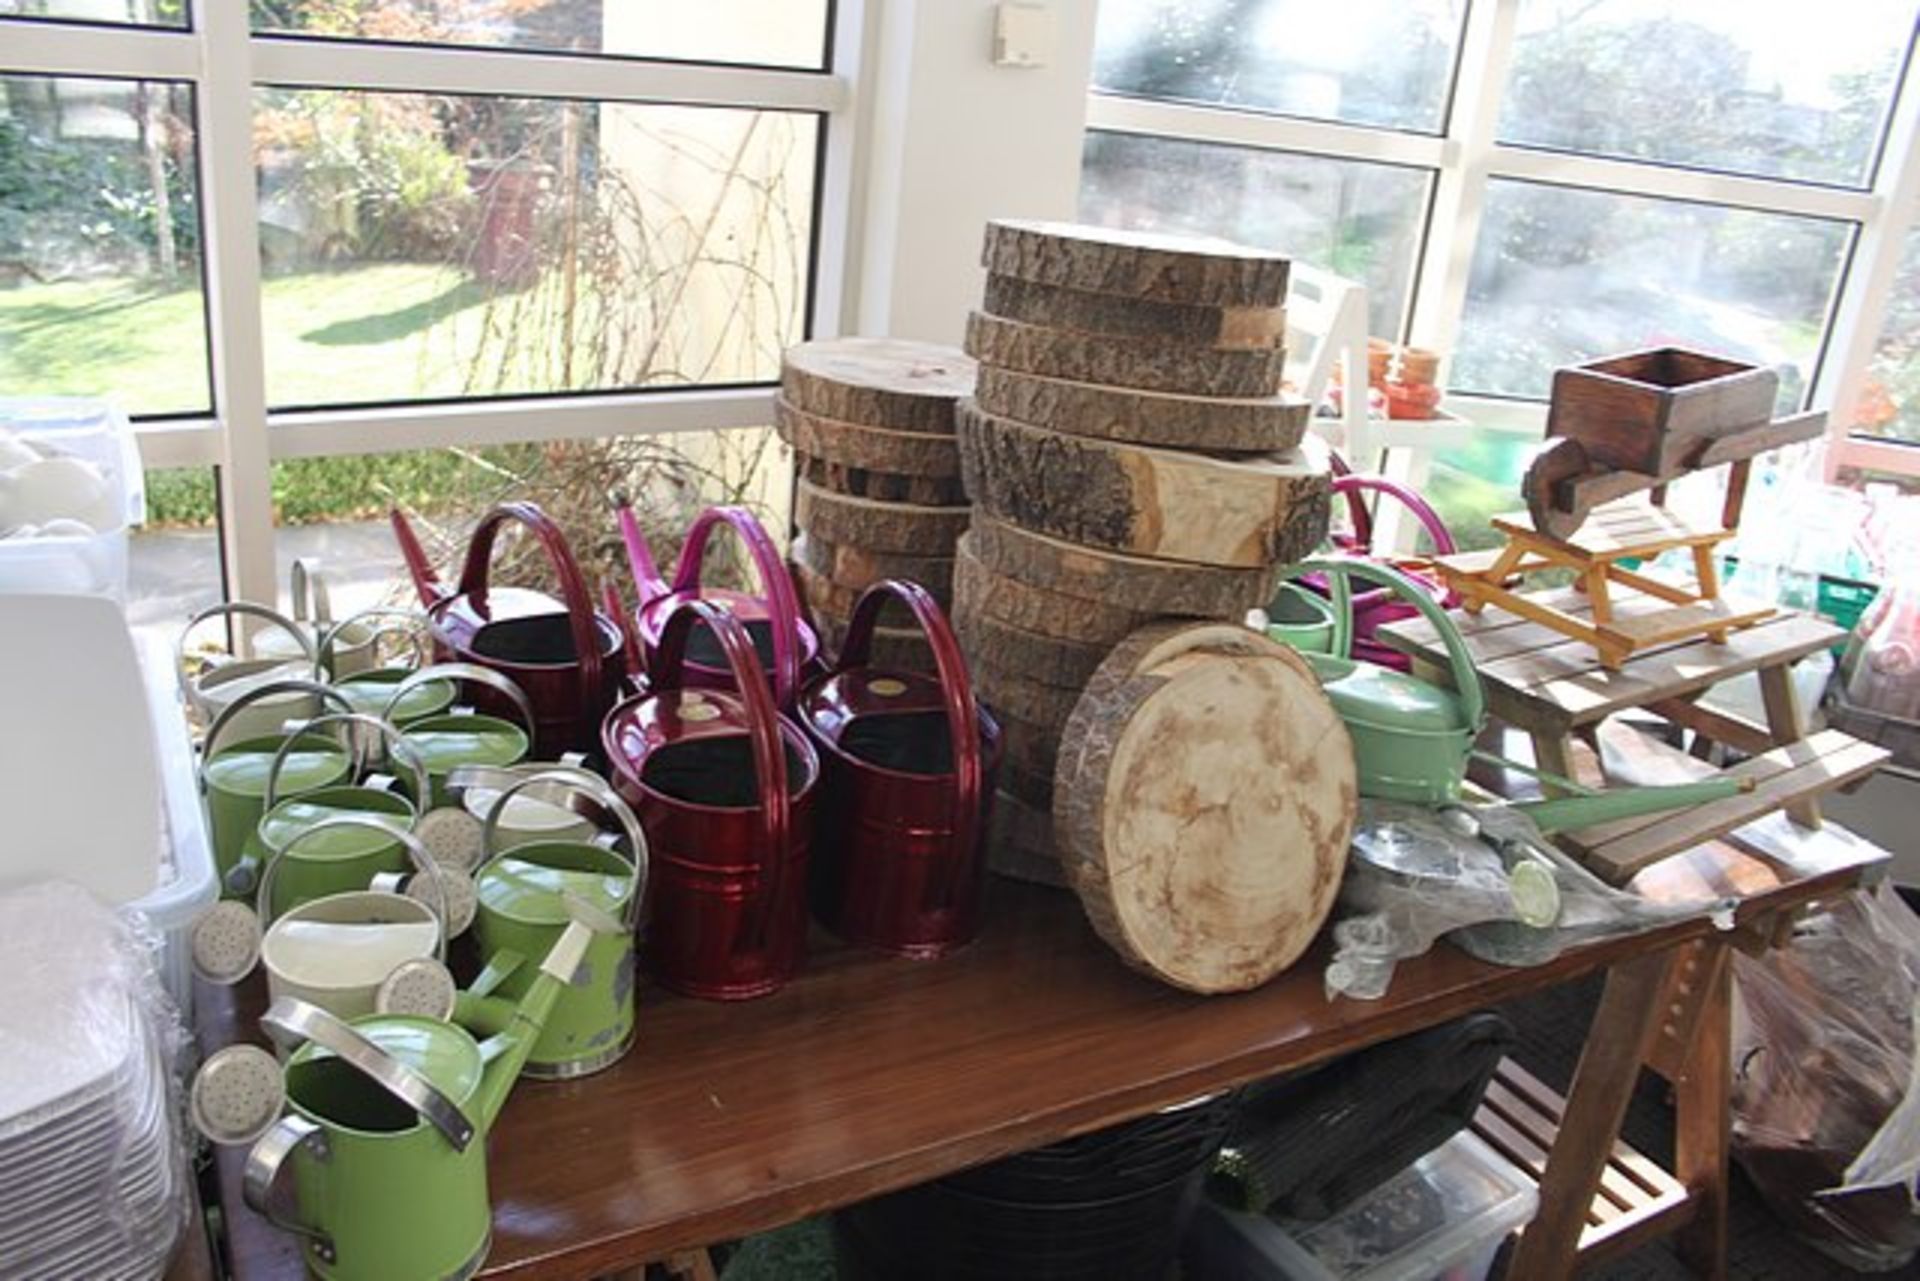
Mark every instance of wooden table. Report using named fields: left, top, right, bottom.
left=196, top=833, right=1885, bottom=1281
left=1380, top=594, right=1888, bottom=883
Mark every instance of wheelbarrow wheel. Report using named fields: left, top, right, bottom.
left=1523, top=437, right=1593, bottom=542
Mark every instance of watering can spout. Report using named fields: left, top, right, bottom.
left=469, top=919, right=597, bottom=1129
left=1517, top=776, right=1754, bottom=837
left=391, top=508, right=448, bottom=608
left=617, top=503, right=669, bottom=603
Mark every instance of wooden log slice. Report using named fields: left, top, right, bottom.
left=953, top=538, right=1158, bottom=644
left=1054, top=622, right=1357, bottom=995
left=965, top=312, right=1285, bottom=399
left=955, top=609, right=1112, bottom=690
left=793, top=559, right=949, bottom=626
left=795, top=479, right=970, bottom=556
left=790, top=533, right=954, bottom=600
left=998, top=711, right=1068, bottom=781
left=974, top=365, right=1310, bottom=454
left=982, top=274, right=1286, bottom=351
left=968, top=513, right=1277, bottom=619
left=982, top=219, right=1290, bottom=309
left=1000, top=757, right=1057, bottom=809
left=957, top=404, right=1331, bottom=569
left=988, top=789, right=1067, bottom=889
left=775, top=398, right=961, bottom=477
left=781, top=338, right=975, bottom=434
left=795, top=451, right=969, bottom=507
left=972, top=659, right=1085, bottom=729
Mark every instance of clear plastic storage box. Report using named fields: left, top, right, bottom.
left=1184, top=1131, right=1540, bottom=1281
left=0, top=397, right=145, bottom=601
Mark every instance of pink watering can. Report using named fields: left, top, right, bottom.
left=1299, top=466, right=1459, bottom=672
left=615, top=503, right=818, bottom=707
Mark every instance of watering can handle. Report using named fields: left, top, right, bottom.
left=178, top=600, right=318, bottom=690
left=242, top=1115, right=337, bottom=1267
left=838, top=579, right=985, bottom=915
left=261, top=996, right=477, bottom=1151
left=654, top=599, right=792, bottom=949
left=455, top=502, right=606, bottom=714
left=380, top=662, right=536, bottom=739
left=255, top=817, right=450, bottom=962
left=1285, top=556, right=1486, bottom=733
left=670, top=505, right=805, bottom=708
left=601, top=579, right=648, bottom=693
left=1329, top=475, right=1462, bottom=610
left=202, top=678, right=354, bottom=760
left=616, top=502, right=672, bottom=608
left=479, top=771, right=651, bottom=927
left=317, top=607, right=428, bottom=676
left=389, top=507, right=451, bottom=609
left=289, top=558, right=334, bottom=626
left=263, top=712, right=431, bottom=813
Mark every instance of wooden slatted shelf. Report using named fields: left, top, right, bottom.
left=1471, top=1059, right=1694, bottom=1267
left=1558, top=728, right=1891, bottom=884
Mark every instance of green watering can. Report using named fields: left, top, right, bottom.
left=201, top=678, right=357, bottom=890
left=1248, top=581, right=1338, bottom=655
left=225, top=713, right=434, bottom=915
left=463, top=771, right=648, bottom=1079
left=1277, top=558, right=1748, bottom=825
left=385, top=663, right=536, bottom=809
left=188, top=907, right=607, bottom=1281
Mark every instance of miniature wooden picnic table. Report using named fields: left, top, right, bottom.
left=193, top=815, right=1887, bottom=1281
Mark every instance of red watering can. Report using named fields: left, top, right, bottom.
left=617, top=503, right=817, bottom=707
left=601, top=599, right=819, bottom=1000
left=1302, top=470, right=1459, bottom=672
left=391, top=501, right=629, bottom=759
left=797, top=579, right=1002, bottom=958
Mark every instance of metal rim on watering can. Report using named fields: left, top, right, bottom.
left=380, top=662, right=536, bottom=744
left=256, top=817, right=453, bottom=961
left=479, top=771, right=649, bottom=926
left=800, top=578, right=992, bottom=955
left=619, top=502, right=816, bottom=708
left=317, top=606, right=429, bottom=680
left=260, top=997, right=478, bottom=1150
left=178, top=600, right=318, bottom=704
left=201, top=677, right=354, bottom=763
left=264, top=712, right=431, bottom=815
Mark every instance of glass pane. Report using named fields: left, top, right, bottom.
left=1079, top=130, right=1431, bottom=337
left=1092, top=0, right=1465, bottom=133
left=250, top=0, right=830, bottom=71
left=1453, top=181, right=1851, bottom=413
left=1502, top=0, right=1916, bottom=187
left=1855, top=229, right=1920, bottom=444
left=0, top=74, right=208, bottom=417
left=130, top=468, right=223, bottom=649
left=254, top=90, right=818, bottom=409
left=272, top=431, right=784, bottom=611
left=0, top=1, right=186, bottom=26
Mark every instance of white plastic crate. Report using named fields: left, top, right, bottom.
left=1184, top=1131, right=1539, bottom=1281
left=132, top=630, right=217, bottom=1015
left=0, top=398, right=144, bottom=602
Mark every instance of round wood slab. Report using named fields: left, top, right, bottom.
left=982, top=274, right=1286, bottom=350
left=988, top=788, right=1067, bottom=889
left=982, top=219, right=1291, bottom=308
left=1054, top=622, right=1357, bottom=995
left=812, top=607, right=937, bottom=675
left=793, top=558, right=950, bottom=622
left=795, top=479, right=970, bottom=556
left=956, top=609, right=1113, bottom=689
left=972, top=659, right=1085, bottom=729
left=775, top=397, right=962, bottom=477
left=790, top=533, right=954, bottom=600
left=957, top=403, right=1331, bottom=569
left=973, top=364, right=1310, bottom=454
left=795, top=451, right=969, bottom=507
left=968, top=513, right=1278, bottom=618
left=953, top=538, right=1158, bottom=644
left=965, top=311, right=1286, bottom=399
left=780, top=338, right=976, bottom=433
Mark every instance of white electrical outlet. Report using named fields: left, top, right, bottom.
left=994, top=1, right=1056, bottom=69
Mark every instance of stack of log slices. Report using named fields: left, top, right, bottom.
left=954, top=219, right=1333, bottom=886
left=778, top=338, right=977, bottom=672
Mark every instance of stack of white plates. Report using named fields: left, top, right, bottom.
left=0, top=886, right=184, bottom=1279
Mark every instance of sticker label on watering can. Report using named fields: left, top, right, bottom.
left=869, top=679, right=908, bottom=698
left=679, top=695, right=722, bottom=724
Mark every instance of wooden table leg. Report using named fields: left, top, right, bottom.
left=1507, top=950, right=1672, bottom=1281
left=1673, top=946, right=1733, bottom=1281
left=1531, top=731, right=1579, bottom=796
left=1757, top=663, right=1821, bottom=828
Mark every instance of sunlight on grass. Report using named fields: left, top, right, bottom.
left=0, top=278, right=212, bottom=417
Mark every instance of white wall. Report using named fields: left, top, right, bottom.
left=851, top=0, right=1101, bottom=345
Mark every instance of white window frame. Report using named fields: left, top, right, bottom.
left=1, top=2, right=867, bottom=603
left=1083, top=0, right=1920, bottom=471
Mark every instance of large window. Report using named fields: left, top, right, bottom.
left=0, top=1, right=842, bottom=609
left=1084, top=0, right=1920, bottom=483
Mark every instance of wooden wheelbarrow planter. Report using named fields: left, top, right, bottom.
left=1438, top=348, right=1828, bottom=671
